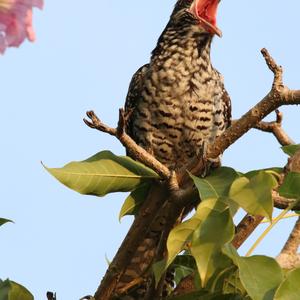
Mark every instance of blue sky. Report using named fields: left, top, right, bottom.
left=0, top=0, right=299, bottom=299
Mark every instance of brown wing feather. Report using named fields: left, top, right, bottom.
left=222, top=86, right=232, bottom=129
left=125, top=64, right=149, bottom=138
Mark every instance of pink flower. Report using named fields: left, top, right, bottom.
left=0, top=0, right=43, bottom=53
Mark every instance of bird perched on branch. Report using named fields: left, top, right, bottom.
left=117, top=0, right=231, bottom=298
left=125, top=0, right=231, bottom=170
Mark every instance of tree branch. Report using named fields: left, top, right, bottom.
left=84, top=109, right=171, bottom=180
left=234, top=148, right=300, bottom=250
left=177, top=49, right=300, bottom=184
left=276, top=148, right=300, bottom=268
left=273, top=191, right=300, bottom=211
left=232, top=192, right=300, bottom=250
left=274, top=148, right=300, bottom=211
left=277, top=217, right=300, bottom=269
left=172, top=273, right=196, bottom=297
left=232, top=215, right=265, bottom=249
left=206, top=49, right=300, bottom=159
left=255, top=109, right=294, bottom=146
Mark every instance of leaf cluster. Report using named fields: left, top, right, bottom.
left=43, top=146, right=300, bottom=299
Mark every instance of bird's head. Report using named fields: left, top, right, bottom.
left=172, top=0, right=222, bottom=37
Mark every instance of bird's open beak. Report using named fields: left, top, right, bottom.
left=189, top=0, right=222, bottom=37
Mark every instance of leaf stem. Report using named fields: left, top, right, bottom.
left=246, top=203, right=296, bottom=256
left=261, top=213, right=300, bottom=224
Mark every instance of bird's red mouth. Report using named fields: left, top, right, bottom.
left=189, top=0, right=222, bottom=37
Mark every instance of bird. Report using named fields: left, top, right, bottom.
left=117, top=0, right=231, bottom=297
left=125, top=0, right=231, bottom=170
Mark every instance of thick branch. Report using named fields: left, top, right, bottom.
left=232, top=215, right=264, bottom=249
left=281, top=217, right=300, bottom=255
left=276, top=150, right=300, bottom=268
left=277, top=217, right=300, bottom=269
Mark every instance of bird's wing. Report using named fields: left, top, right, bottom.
left=125, top=64, right=149, bottom=137
left=222, top=86, right=232, bottom=129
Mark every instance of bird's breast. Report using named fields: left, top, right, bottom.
left=132, top=45, right=226, bottom=169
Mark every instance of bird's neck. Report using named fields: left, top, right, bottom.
left=151, top=25, right=213, bottom=72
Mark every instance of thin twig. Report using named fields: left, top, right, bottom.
left=84, top=109, right=171, bottom=180
left=273, top=191, right=300, bottom=211
left=255, top=110, right=294, bottom=146
left=205, top=49, right=299, bottom=159
left=261, top=213, right=300, bottom=223
left=261, top=48, right=283, bottom=86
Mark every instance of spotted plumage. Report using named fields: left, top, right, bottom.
left=117, top=0, right=231, bottom=298
left=125, top=3, right=230, bottom=170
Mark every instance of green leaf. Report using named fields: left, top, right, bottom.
left=44, top=151, right=159, bottom=197
left=167, top=291, right=244, bottom=300
left=190, top=199, right=235, bottom=286
left=245, top=168, right=282, bottom=180
left=281, top=144, right=300, bottom=156
left=207, top=246, right=242, bottom=294
left=166, top=290, right=208, bottom=300
left=174, top=266, right=194, bottom=286
left=0, top=279, right=33, bottom=300
left=154, top=215, right=200, bottom=284
left=119, top=184, right=150, bottom=220
left=153, top=259, right=168, bottom=286
left=157, top=199, right=234, bottom=284
left=222, top=269, right=247, bottom=296
left=222, top=244, right=240, bottom=265
left=237, top=256, right=283, bottom=300
left=172, top=254, right=196, bottom=269
left=274, top=268, right=300, bottom=300
left=279, top=172, right=300, bottom=199
left=166, top=215, right=202, bottom=267
left=229, top=172, right=276, bottom=221
left=191, top=167, right=239, bottom=201
left=172, top=255, right=197, bottom=285
left=161, top=199, right=235, bottom=287
left=0, top=219, right=13, bottom=227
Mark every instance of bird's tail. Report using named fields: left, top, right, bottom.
left=114, top=184, right=170, bottom=299
left=115, top=231, right=160, bottom=299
